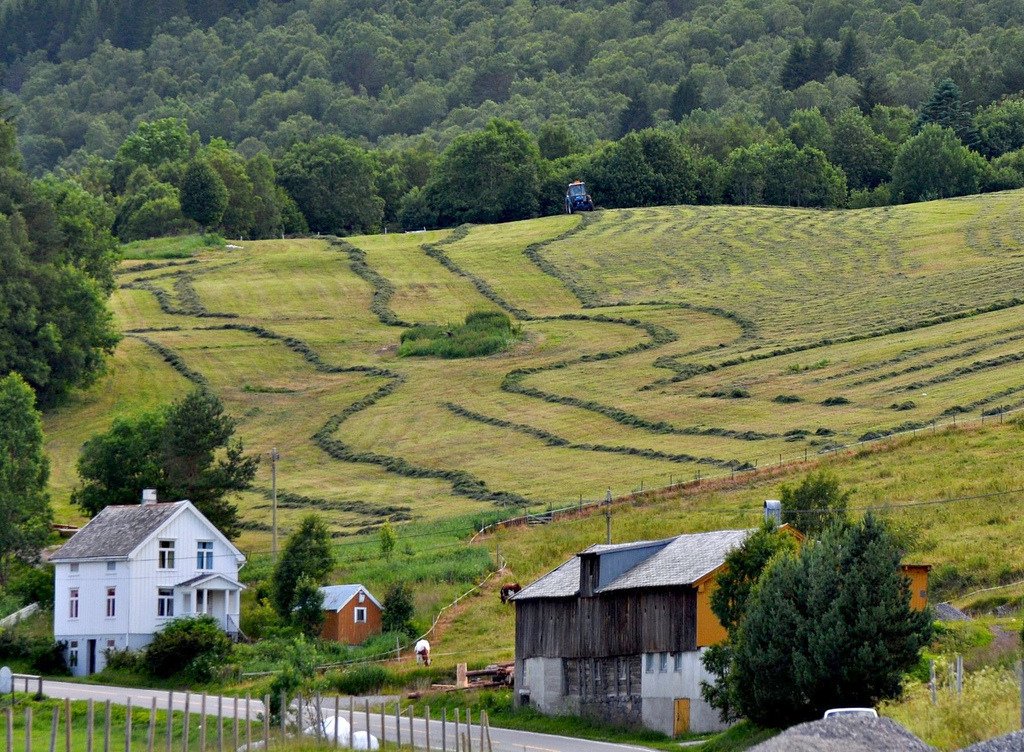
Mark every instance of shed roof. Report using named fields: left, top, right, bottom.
left=319, top=584, right=382, bottom=612
left=50, top=502, right=189, bottom=561
left=513, top=529, right=754, bottom=600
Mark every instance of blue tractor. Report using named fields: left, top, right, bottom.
left=565, top=180, right=594, bottom=213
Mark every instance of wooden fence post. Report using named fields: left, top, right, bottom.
left=64, top=699, right=71, bottom=752
left=295, top=696, right=302, bottom=739
left=244, top=694, right=251, bottom=752
left=407, top=707, right=413, bottom=750
left=483, top=711, right=492, bottom=752
left=262, top=695, right=269, bottom=752
left=24, top=706, right=32, bottom=752
left=453, top=709, right=459, bottom=752
left=165, top=693, right=172, bottom=752
left=147, top=698, right=156, bottom=752
left=930, top=661, right=937, bottom=705
left=347, top=697, right=352, bottom=750
left=395, top=704, right=401, bottom=748
left=48, top=707, right=58, bottom=752
left=182, top=694, right=190, bottom=752
left=5, top=706, right=12, bottom=752
left=103, top=701, right=112, bottom=752
left=199, top=695, right=206, bottom=752
left=216, top=696, right=222, bottom=752
left=124, top=699, right=133, bottom=752
left=232, top=698, right=239, bottom=752
left=425, top=706, right=430, bottom=752
left=442, top=709, right=447, bottom=752
left=379, top=703, right=384, bottom=748
left=277, top=694, right=284, bottom=738
left=85, top=700, right=94, bottom=752
left=363, top=700, right=369, bottom=748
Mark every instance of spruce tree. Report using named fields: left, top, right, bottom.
left=618, top=95, right=654, bottom=137
left=670, top=77, right=702, bottom=121
left=917, top=78, right=976, bottom=145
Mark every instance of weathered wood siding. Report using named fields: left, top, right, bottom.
left=515, top=587, right=697, bottom=659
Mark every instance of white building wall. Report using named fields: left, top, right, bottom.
left=640, top=649, right=729, bottom=735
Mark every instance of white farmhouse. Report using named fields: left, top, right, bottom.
left=51, top=494, right=245, bottom=676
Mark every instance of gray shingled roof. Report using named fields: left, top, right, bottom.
left=599, top=529, right=752, bottom=592
left=513, top=529, right=753, bottom=600
left=50, top=502, right=188, bottom=561
left=320, top=584, right=381, bottom=611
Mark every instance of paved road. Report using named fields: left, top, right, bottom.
left=36, top=679, right=658, bottom=752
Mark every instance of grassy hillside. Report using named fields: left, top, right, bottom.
left=45, top=190, right=1024, bottom=556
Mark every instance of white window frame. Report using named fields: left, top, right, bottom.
left=157, top=588, right=174, bottom=618
left=158, top=540, right=176, bottom=570
left=69, top=563, right=79, bottom=576
left=69, top=588, right=79, bottom=619
left=358, top=592, right=365, bottom=603
left=106, top=639, right=116, bottom=651
left=659, top=653, right=668, bottom=673
left=196, top=541, right=214, bottom=570
left=354, top=607, right=367, bottom=624
left=105, top=587, right=116, bottom=618
left=674, top=652, right=683, bottom=672
left=645, top=654, right=654, bottom=673
left=68, top=641, right=79, bottom=668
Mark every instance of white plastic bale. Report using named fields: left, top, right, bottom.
left=351, top=731, right=379, bottom=750
left=303, top=716, right=351, bottom=740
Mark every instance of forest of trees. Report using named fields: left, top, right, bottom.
left=0, top=0, right=1023, bottom=238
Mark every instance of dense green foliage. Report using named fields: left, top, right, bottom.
left=73, top=389, right=258, bottom=536
left=399, top=310, right=519, bottom=359
left=779, top=470, right=853, bottom=537
left=180, top=158, right=228, bottom=230
left=701, top=524, right=799, bottom=721
left=271, top=515, right=334, bottom=620
left=0, top=120, right=119, bottom=405
left=291, top=574, right=326, bottom=638
left=143, top=615, right=232, bottom=679
left=381, top=582, right=415, bottom=637
left=725, top=515, right=933, bottom=727
left=0, top=373, right=52, bottom=585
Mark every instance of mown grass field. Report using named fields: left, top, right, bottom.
left=42, top=190, right=1024, bottom=629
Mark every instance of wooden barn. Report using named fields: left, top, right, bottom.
left=319, top=584, right=383, bottom=645
left=512, top=527, right=929, bottom=736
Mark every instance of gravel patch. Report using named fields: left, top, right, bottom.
left=959, top=730, right=1024, bottom=751
left=751, top=716, right=935, bottom=752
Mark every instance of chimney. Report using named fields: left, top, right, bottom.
left=141, top=489, right=158, bottom=506
left=764, top=499, right=782, bottom=527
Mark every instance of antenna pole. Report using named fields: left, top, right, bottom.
left=270, top=448, right=280, bottom=561
left=605, top=489, right=612, bottom=545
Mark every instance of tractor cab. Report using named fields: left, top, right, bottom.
left=565, top=180, right=594, bottom=213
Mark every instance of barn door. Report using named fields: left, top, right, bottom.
left=673, top=698, right=690, bottom=735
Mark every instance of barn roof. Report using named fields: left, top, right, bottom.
left=513, top=529, right=754, bottom=600
left=50, top=501, right=189, bottom=561
left=319, top=584, right=382, bottom=612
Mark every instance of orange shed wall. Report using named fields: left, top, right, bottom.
left=695, top=580, right=728, bottom=648
left=902, top=565, right=930, bottom=611
left=320, top=598, right=382, bottom=644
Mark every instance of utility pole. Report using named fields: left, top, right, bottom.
left=605, top=488, right=612, bottom=545
left=270, top=448, right=280, bottom=561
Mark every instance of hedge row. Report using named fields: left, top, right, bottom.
left=329, top=237, right=412, bottom=327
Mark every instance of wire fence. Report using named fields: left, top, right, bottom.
left=471, top=404, right=1024, bottom=541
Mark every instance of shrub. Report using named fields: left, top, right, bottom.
left=102, top=647, right=143, bottom=673
left=382, top=583, right=415, bottom=636
left=398, top=310, right=519, bottom=359
left=144, top=616, right=231, bottom=679
left=32, top=641, right=69, bottom=675
left=8, top=564, right=54, bottom=608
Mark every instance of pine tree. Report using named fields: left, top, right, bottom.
left=180, top=158, right=228, bottom=232
left=835, top=30, right=866, bottom=76
left=618, top=95, right=654, bottom=137
left=669, top=77, right=702, bottom=121
left=917, top=78, right=977, bottom=145
left=729, top=514, right=933, bottom=727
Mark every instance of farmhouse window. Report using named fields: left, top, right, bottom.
left=69, top=589, right=79, bottom=619
left=158, top=540, right=175, bottom=569
left=69, top=563, right=79, bottom=575
left=158, top=588, right=174, bottom=617
left=674, top=652, right=683, bottom=672
left=106, top=640, right=115, bottom=650
left=358, top=592, right=365, bottom=603
left=106, top=561, right=116, bottom=572
left=659, top=653, right=668, bottom=672
left=106, top=587, right=116, bottom=618
left=68, top=642, right=79, bottom=668
left=197, top=541, right=214, bottom=570
left=645, top=654, right=654, bottom=673
left=354, top=607, right=367, bottom=624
